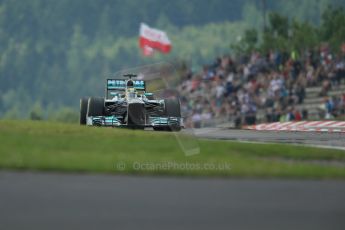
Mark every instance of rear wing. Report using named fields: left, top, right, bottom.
left=106, top=79, right=146, bottom=91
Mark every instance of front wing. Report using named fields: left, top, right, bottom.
left=86, top=115, right=182, bottom=128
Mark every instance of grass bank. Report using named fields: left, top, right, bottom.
left=0, top=120, right=344, bottom=179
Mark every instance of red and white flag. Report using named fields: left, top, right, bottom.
left=139, top=23, right=172, bottom=56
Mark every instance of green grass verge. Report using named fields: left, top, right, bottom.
left=0, top=120, right=345, bottom=179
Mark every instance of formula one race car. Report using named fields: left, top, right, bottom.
left=80, top=74, right=182, bottom=131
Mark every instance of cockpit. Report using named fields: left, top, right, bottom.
left=106, top=77, right=146, bottom=101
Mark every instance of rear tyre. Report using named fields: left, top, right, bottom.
left=87, top=97, right=105, bottom=117
left=80, top=97, right=88, bottom=125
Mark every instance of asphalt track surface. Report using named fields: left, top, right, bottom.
left=1, top=171, right=345, bottom=230
left=195, top=128, right=345, bottom=150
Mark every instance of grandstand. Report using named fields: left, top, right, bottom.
left=178, top=50, right=345, bottom=128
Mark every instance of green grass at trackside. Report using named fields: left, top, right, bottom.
left=0, top=120, right=345, bottom=179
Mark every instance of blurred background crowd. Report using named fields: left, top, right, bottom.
left=179, top=47, right=345, bottom=128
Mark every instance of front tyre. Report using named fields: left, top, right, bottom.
left=163, top=98, right=182, bottom=132
left=164, top=98, right=181, bottom=117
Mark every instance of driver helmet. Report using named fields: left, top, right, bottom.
left=127, top=79, right=134, bottom=88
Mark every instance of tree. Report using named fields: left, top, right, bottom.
left=230, top=28, right=258, bottom=54
left=320, top=6, right=345, bottom=52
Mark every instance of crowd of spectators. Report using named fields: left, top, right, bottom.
left=318, top=94, right=345, bottom=120
left=178, top=46, right=345, bottom=128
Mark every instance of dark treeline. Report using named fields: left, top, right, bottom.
left=0, top=0, right=245, bottom=119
